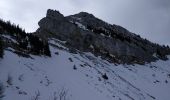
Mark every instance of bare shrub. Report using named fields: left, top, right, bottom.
left=31, top=90, right=40, bottom=100
left=7, top=74, right=13, bottom=85
left=52, top=87, right=69, bottom=100
left=58, top=88, right=68, bottom=100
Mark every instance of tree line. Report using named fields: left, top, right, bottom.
left=0, top=19, right=51, bottom=58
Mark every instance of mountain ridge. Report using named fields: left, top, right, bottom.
left=36, top=9, right=170, bottom=64
left=1, top=9, right=170, bottom=64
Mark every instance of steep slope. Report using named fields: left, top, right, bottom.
left=1, top=9, right=170, bottom=100
left=36, top=9, right=170, bottom=64
left=0, top=38, right=170, bottom=100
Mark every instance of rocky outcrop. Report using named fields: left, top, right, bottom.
left=36, top=9, right=170, bottom=64
left=37, top=9, right=75, bottom=40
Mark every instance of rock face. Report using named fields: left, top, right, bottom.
left=36, top=9, right=170, bottom=64
left=37, top=9, right=76, bottom=40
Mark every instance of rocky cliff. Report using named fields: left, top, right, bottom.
left=36, top=9, right=170, bottom=64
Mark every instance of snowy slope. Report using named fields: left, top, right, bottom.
left=0, top=39, right=170, bottom=100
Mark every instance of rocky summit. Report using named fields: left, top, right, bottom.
left=36, top=9, right=170, bottom=64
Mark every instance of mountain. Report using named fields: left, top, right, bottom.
left=36, top=9, right=170, bottom=64
left=0, top=9, right=170, bottom=100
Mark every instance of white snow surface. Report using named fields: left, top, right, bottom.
left=74, top=22, right=88, bottom=30
left=1, top=34, right=18, bottom=44
left=0, top=40, right=170, bottom=100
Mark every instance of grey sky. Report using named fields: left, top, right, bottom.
left=0, top=0, right=170, bottom=45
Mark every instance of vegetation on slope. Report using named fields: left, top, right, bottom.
left=0, top=19, right=51, bottom=58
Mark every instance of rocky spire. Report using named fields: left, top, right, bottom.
left=46, top=9, right=65, bottom=20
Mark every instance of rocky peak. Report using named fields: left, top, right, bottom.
left=37, top=9, right=77, bottom=41
left=67, top=11, right=107, bottom=27
left=73, top=12, right=95, bottom=18
left=36, top=9, right=170, bottom=64
left=46, top=9, right=64, bottom=20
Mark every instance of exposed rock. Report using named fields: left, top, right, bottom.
left=37, top=9, right=77, bottom=40
left=36, top=9, right=170, bottom=64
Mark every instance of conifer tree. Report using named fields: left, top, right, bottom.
left=0, top=37, right=3, bottom=58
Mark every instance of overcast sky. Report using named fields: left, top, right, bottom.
left=0, top=0, right=170, bottom=45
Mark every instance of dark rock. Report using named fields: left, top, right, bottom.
left=102, top=73, right=108, bottom=80
left=35, top=9, right=170, bottom=64
left=55, top=52, right=59, bottom=55
left=73, top=65, right=77, bottom=70
left=68, top=57, right=73, bottom=62
left=165, top=80, right=168, bottom=83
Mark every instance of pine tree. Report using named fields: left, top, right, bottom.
left=0, top=19, right=51, bottom=57
left=44, top=42, right=51, bottom=57
left=0, top=37, right=3, bottom=58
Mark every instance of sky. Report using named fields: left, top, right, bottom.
left=0, top=0, right=170, bottom=45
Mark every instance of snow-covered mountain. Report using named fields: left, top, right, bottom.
left=0, top=9, right=170, bottom=100
left=0, top=38, right=170, bottom=100
left=37, top=9, right=170, bottom=64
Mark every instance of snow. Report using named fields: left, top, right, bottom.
left=75, top=22, right=88, bottom=30
left=153, top=53, right=157, bottom=58
left=1, top=34, right=18, bottom=44
left=0, top=40, right=170, bottom=100
left=89, top=45, right=94, bottom=50
left=69, top=17, right=88, bottom=30
left=71, top=17, right=82, bottom=21
left=49, top=38, right=67, bottom=44
left=100, top=33, right=105, bottom=37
